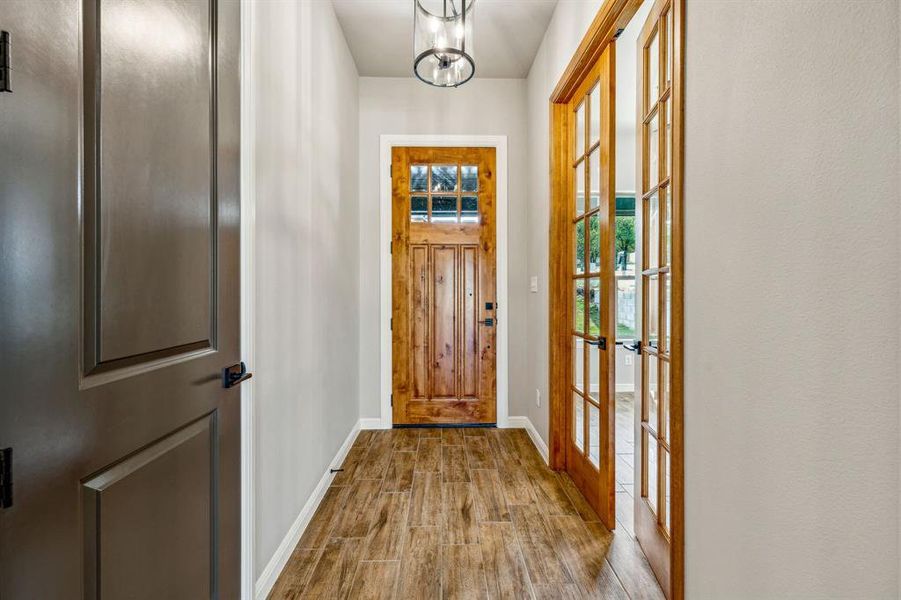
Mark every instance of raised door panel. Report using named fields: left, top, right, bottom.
left=85, top=0, right=217, bottom=372
left=83, top=416, right=216, bottom=600
left=461, top=244, right=479, bottom=398
left=431, top=245, right=457, bottom=398
left=411, top=244, right=430, bottom=398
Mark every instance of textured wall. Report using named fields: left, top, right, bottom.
left=251, top=0, right=360, bottom=581
left=683, top=1, right=899, bottom=596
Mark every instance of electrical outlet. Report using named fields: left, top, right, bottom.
left=530, top=276, right=539, bottom=293
left=625, top=354, right=633, bottom=366
left=535, top=389, right=541, bottom=407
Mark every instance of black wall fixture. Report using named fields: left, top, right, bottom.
left=0, top=31, right=10, bottom=93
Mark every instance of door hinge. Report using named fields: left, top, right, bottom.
left=390, top=393, right=394, bottom=406
left=390, top=163, right=393, bottom=178
left=0, top=31, right=11, bottom=93
left=390, top=241, right=393, bottom=254
left=390, top=317, right=393, bottom=330
left=1, top=447, right=12, bottom=509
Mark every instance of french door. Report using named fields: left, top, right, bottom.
left=634, top=0, right=678, bottom=596
left=391, top=147, right=497, bottom=425
left=565, top=45, right=616, bottom=528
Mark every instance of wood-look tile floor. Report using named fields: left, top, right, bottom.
left=269, top=427, right=663, bottom=600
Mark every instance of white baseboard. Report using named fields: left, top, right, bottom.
left=616, top=384, right=635, bottom=393
left=253, top=419, right=362, bottom=600
left=505, top=416, right=549, bottom=465
left=359, top=417, right=388, bottom=430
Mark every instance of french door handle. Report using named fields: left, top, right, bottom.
left=623, top=341, right=642, bottom=354
left=586, top=337, right=607, bottom=350
left=223, top=362, right=253, bottom=388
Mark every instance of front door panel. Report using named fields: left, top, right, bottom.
left=392, top=147, right=497, bottom=425
left=0, top=1, right=241, bottom=596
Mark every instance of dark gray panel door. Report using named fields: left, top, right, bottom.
left=0, top=0, right=241, bottom=597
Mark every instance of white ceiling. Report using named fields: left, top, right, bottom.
left=332, top=0, right=559, bottom=78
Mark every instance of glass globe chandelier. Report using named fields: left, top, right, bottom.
left=413, top=0, right=475, bottom=87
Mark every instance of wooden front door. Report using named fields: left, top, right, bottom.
left=0, top=1, right=241, bottom=597
left=391, top=147, right=497, bottom=425
left=564, top=46, right=617, bottom=528
left=634, top=0, right=677, bottom=595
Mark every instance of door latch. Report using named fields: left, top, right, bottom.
left=477, top=318, right=494, bottom=327
left=623, top=340, right=642, bottom=354
left=587, top=337, right=607, bottom=350
left=223, top=362, right=253, bottom=388
left=1, top=447, right=12, bottom=509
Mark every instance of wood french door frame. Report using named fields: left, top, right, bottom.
left=548, top=1, right=685, bottom=599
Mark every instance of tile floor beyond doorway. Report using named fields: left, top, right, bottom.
left=268, top=426, right=662, bottom=599
left=614, top=392, right=636, bottom=537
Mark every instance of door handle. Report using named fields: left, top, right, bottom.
left=623, top=341, right=642, bottom=354
left=477, top=318, right=494, bottom=327
left=223, top=362, right=253, bottom=388
left=586, top=337, right=607, bottom=350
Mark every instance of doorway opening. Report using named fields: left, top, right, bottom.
left=548, top=0, right=685, bottom=598
left=612, top=0, right=655, bottom=540
left=377, top=135, right=510, bottom=429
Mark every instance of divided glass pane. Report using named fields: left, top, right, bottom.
left=575, top=219, right=585, bottom=275
left=663, top=448, right=671, bottom=533
left=589, top=148, right=600, bottom=211
left=665, top=100, right=672, bottom=179
left=410, top=165, right=428, bottom=191
left=573, top=337, right=584, bottom=392
left=587, top=332, right=600, bottom=403
left=662, top=186, right=671, bottom=266
left=661, top=359, right=670, bottom=442
left=411, top=196, right=428, bottom=222
left=575, top=102, right=585, bottom=156
left=590, top=83, right=601, bottom=143
left=647, top=433, right=658, bottom=513
left=648, top=191, right=659, bottom=270
left=588, top=402, right=600, bottom=467
left=588, top=278, right=600, bottom=337
left=575, top=160, right=585, bottom=216
left=461, top=195, right=479, bottom=223
left=431, top=195, right=457, bottom=222
left=647, top=275, right=659, bottom=350
left=662, top=272, right=671, bottom=353
left=573, top=393, right=585, bottom=451
left=588, top=213, right=600, bottom=273
left=647, top=31, right=659, bottom=108
left=647, top=352, right=658, bottom=432
left=666, top=9, right=673, bottom=88
left=431, top=165, right=458, bottom=192
left=461, top=165, right=478, bottom=192
left=574, top=280, right=585, bottom=333
left=648, top=113, right=659, bottom=189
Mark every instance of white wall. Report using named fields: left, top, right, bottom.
left=250, top=0, right=360, bottom=583
left=357, top=77, right=530, bottom=422
left=525, top=0, right=605, bottom=442
left=684, top=0, right=899, bottom=596
left=527, top=0, right=901, bottom=596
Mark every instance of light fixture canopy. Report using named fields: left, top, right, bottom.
left=413, top=0, right=475, bottom=88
